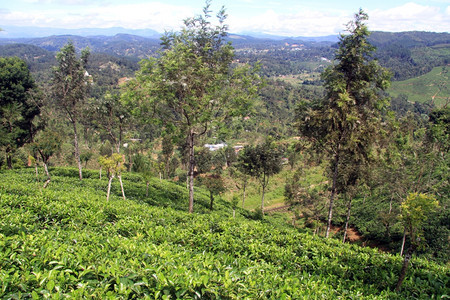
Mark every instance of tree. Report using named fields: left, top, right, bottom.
left=98, top=153, right=126, bottom=201
left=395, top=192, right=439, bottom=291
left=296, top=10, right=391, bottom=238
left=52, top=41, right=90, bottom=180
left=238, top=139, right=282, bottom=212
left=0, top=57, right=40, bottom=168
left=123, top=1, right=260, bottom=213
left=31, top=128, right=63, bottom=188
left=89, top=91, right=129, bottom=154
left=198, top=174, right=226, bottom=210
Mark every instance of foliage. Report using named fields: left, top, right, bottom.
left=51, top=41, right=90, bottom=180
left=123, top=2, right=260, bottom=212
left=296, top=10, right=391, bottom=237
left=0, top=167, right=448, bottom=299
left=0, top=56, right=40, bottom=168
left=237, top=139, right=283, bottom=210
left=400, top=193, right=439, bottom=247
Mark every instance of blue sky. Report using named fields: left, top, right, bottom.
left=1, top=0, right=449, bottom=36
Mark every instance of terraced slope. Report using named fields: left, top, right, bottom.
left=0, top=168, right=448, bottom=299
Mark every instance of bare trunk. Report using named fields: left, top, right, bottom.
left=209, top=191, right=214, bottom=210
left=400, top=229, right=407, bottom=256
left=261, top=184, right=266, bottom=213
left=72, top=121, right=83, bottom=180
left=106, top=176, right=113, bottom=201
left=261, top=173, right=267, bottom=213
left=389, top=196, right=393, bottom=214
left=343, top=196, right=352, bottom=243
left=6, top=153, right=12, bottom=169
left=43, top=161, right=51, bottom=189
left=395, top=244, right=417, bottom=291
left=146, top=181, right=149, bottom=197
left=35, top=163, right=39, bottom=181
left=188, top=130, right=195, bottom=213
left=242, top=181, right=247, bottom=208
left=118, top=174, right=126, bottom=200
left=326, top=153, right=340, bottom=238
left=233, top=208, right=236, bottom=218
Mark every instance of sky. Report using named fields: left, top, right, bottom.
left=1, top=0, right=449, bottom=37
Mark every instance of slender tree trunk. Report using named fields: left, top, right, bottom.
left=242, top=180, right=247, bottom=208
left=188, top=130, right=195, bottom=213
left=233, top=208, right=236, bottom=218
left=326, top=153, right=340, bottom=238
left=72, top=121, right=83, bottom=180
left=35, top=163, right=39, bottom=181
left=400, top=229, right=407, bottom=256
left=395, top=243, right=417, bottom=291
left=209, top=191, right=214, bottom=210
left=146, top=181, right=149, bottom=197
left=43, top=161, right=51, bottom=189
left=118, top=171, right=126, bottom=200
left=106, top=176, right=113, bottom=201
left=343, top=196, right=352, bottom=243
left=261, top=181, right=266, bottom=213
left=6, top=153, right=12, bottom=169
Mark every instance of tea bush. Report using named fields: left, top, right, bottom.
left=0, top=168, right=448, bottom=299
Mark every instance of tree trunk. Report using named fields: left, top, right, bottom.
left=395, top=243, right=417, bottom=291
left=326, top=153, right=340, bottom=238
left=99, top=166, right=102, bottom=180
left=261, top=184, right=266, bottom=213
left=233, top=208, right=236, bottom=218
left=343, top=196, right=352, bottom=243
left=209, top=191, right=214, bottom=210
left=146, top=181, right=149, bottom=197
left=400, top=229, right=407, bottom=256
left=118, top=174, right=126, bottom=200
left=35, top=163, right=39, bottom=181
left=43, top=161, right=51, bottom=189
left=188, top=130, right=195, bottom=213
left=106, top=176, right=113, bottom=201
left=72, top=121, right=83, bottom=180
left=6, top=153, right=12, bottom=169
left=242, top=180, right=247, bottom=208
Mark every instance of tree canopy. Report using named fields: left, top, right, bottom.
left=123, top=1, right=261, bottom=213
left=297, top=9, right=391, bottom=237
left=0, top=56, right=40, bottom=168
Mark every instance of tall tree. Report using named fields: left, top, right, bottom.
left=52, top=41, right=90, bottom=180
left=296, top=10, right=391, bottom=238
left=0, top=57, right=40, bottom=168
left=123, top=1, right=260, bottom=213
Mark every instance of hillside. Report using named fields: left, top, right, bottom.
left=388, top=66, right=449, bottom=107
left=0, top=167, right=448, bottom=298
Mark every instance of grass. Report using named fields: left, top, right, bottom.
left=388, top=66, right=449, bottom=107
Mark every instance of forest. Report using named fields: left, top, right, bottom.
left=0, top=4, right=448, bottom=299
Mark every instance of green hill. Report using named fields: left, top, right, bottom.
left=0, top=168, right=448, bottom=298
left=388, top=66, right=449, bottom=107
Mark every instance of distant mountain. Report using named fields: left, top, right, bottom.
left=0, top=34, right=162, bottom=58
left=238, top=31, right=339, bottom=42
left=0, top=25, right=161, bottom=39
left=1, top=25, right=341, bottom=42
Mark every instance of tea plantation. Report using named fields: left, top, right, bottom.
left=0, top=168, right=448, bottom=299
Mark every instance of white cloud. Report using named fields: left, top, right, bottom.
left=229, top=9, right=350, bottom=36
left=369, top=3, right=450, bottom=32
left=0, top=1, right=449, bottom=36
